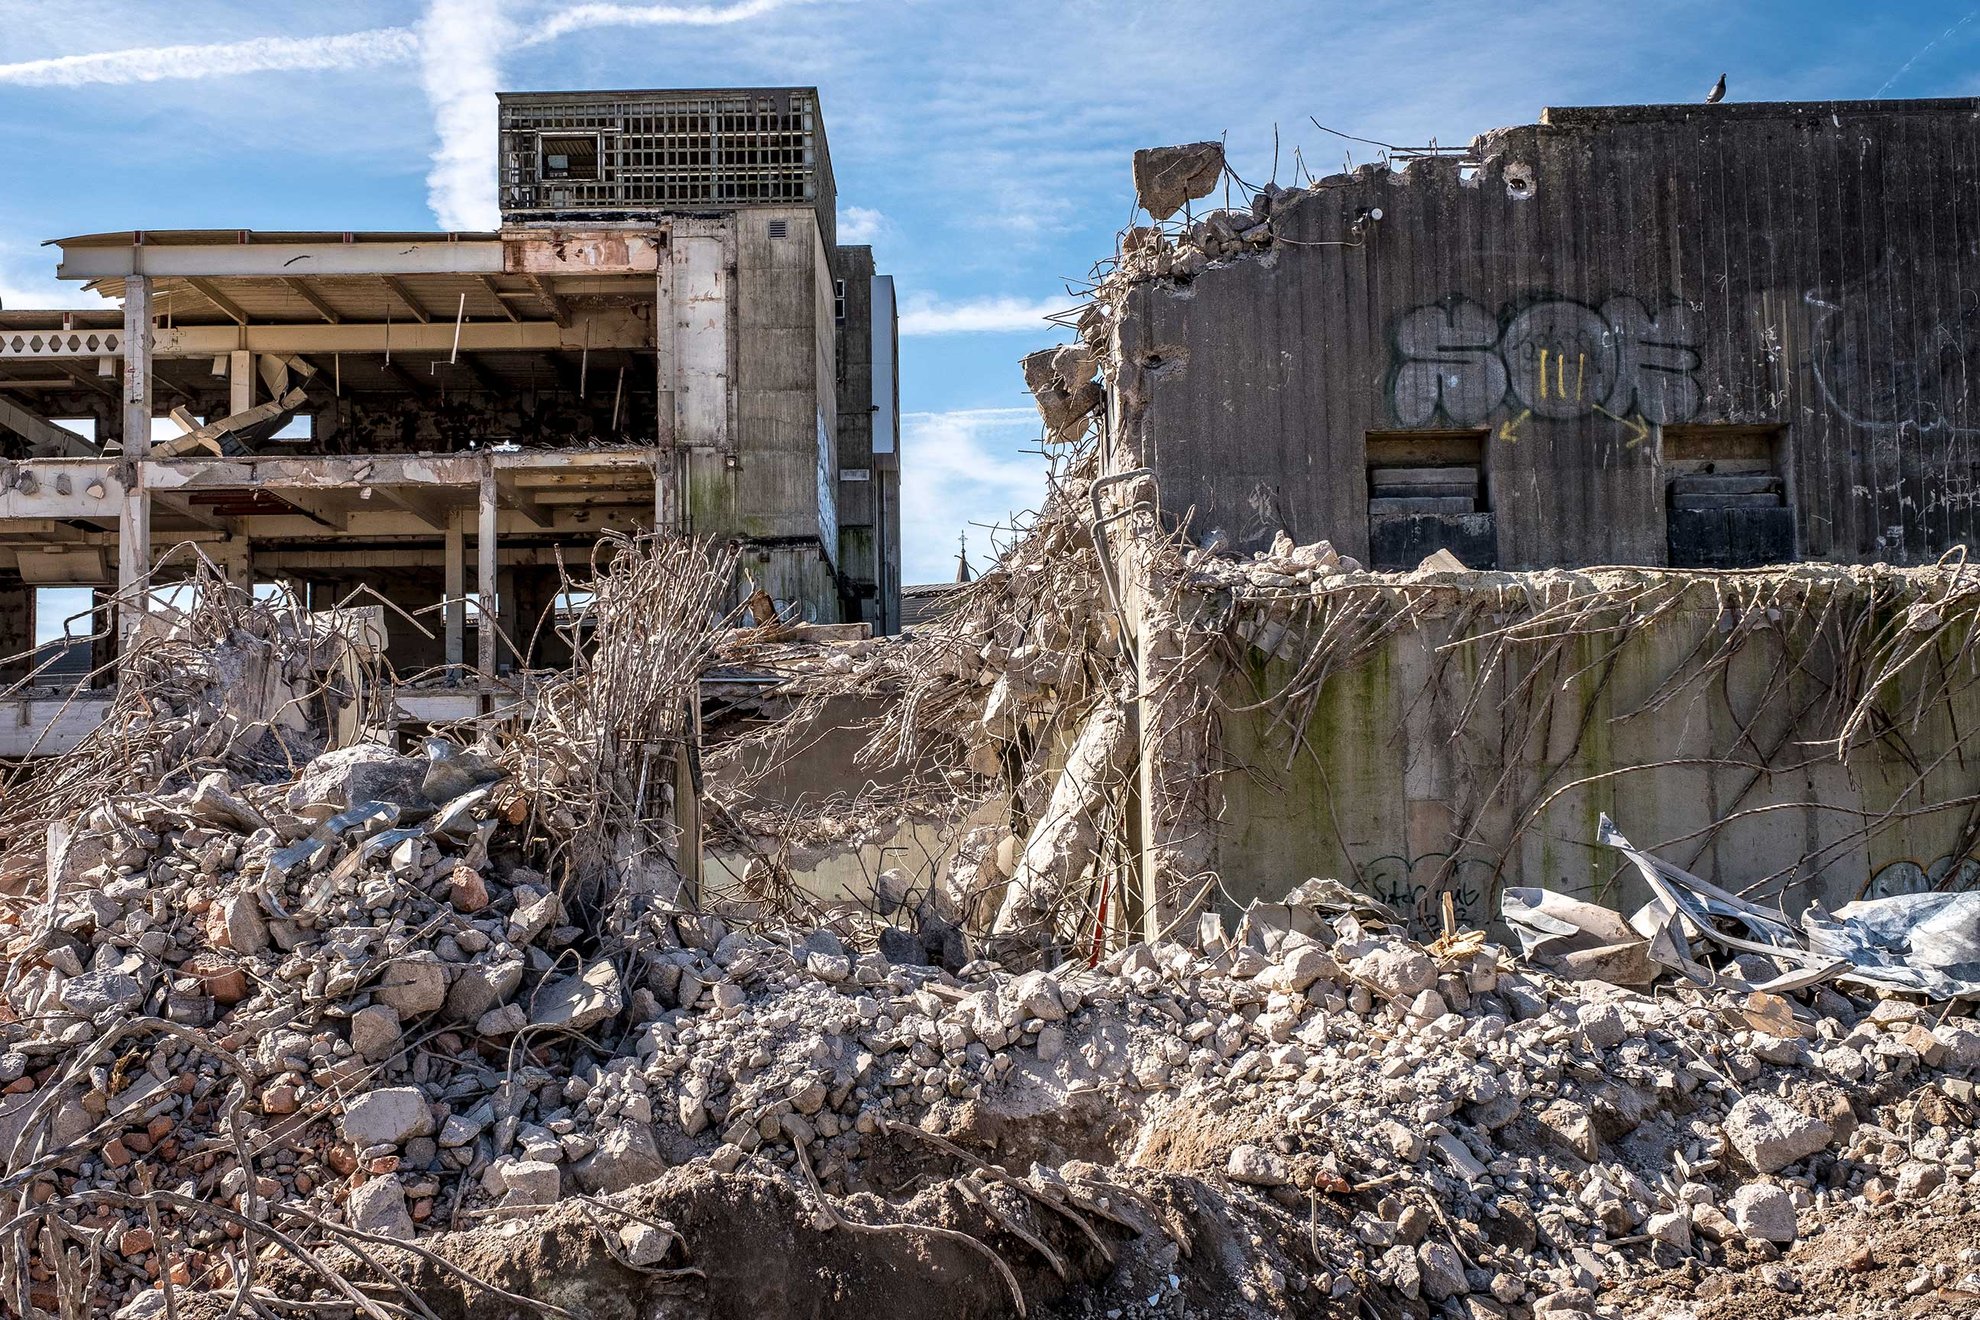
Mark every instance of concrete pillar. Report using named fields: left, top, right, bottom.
left=117, top=276, right=153, bottom=651
left=229, top=349, right=254, bottom=416
left=444, top=510, right=465, bottom=676
left=476, top=465, right=498, bottom=681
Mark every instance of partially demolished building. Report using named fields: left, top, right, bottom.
left=1110, top=98, right=1980, bottom=572
left=1033, top=99, right=1980, bottom=933
left=2, top=91, right=1980, bottom=1320
left=0, top=85, right=900, bottom=753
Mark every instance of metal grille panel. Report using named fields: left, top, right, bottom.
left=499, top=89, right=827, bottom=218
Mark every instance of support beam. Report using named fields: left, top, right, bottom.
left=370, top=483, right=453, bottom=530
left=117, top=277, right=153, bottom=648
left=52, top=361, right=117, bottom=401
left=59, top=238, right=506, bottom=280
left=0, top=396, right=94, bottom=457
left=444, top=509, right=465, bottom=674
left=476, top=467, right=498, bottom=681
left=525, top=276, right=571, bottom=329
left=493, top=472, right=552, bottom=529
left=4, top=315, right=651, bottom=359
left=479, top=276, right=521, bottom=323
left=379, top=276, right=433, bottom=324
left=150, top=490, right=235, bottom=534
left=185, top=278, right=250, bottom=326
left=284, top=278, right=344, bottom=324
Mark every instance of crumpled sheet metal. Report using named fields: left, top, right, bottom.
left=1499, top=886, right=1658, bottom=988
left=1499, top=815, right=1980, bottom=1001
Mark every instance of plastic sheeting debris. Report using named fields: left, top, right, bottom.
left=1499, top=815, right=1980, bottom=1001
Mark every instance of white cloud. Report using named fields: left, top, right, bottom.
left=898, top=295, right=1072, bottom=337
left=521, top=0, right=797, bottom=45
left=838, top=205, right=889, bottom=245
left=0, top=242, right=100, bottom=311
left=417, top=0, right=512, bottom=231
left=899, top=407, right=1050, bottom=582
left=0, top=27, right=418, bottom=87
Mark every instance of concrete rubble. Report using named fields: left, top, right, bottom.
left=5, top=784, right=1979, bottom=1318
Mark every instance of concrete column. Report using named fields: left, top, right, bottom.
left=443, top=510, right=465, bottom=675
left=229, top=349, right=254, bottom=416
left=476, top=465, right=498, bottom=681
left=117, top=276, right=153, bottom=650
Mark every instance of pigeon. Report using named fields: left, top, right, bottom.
left=1706, top=73, right=1726, bottom=104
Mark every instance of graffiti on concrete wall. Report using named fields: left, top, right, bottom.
left=1865, top=854, right=1980, bottom=898
left=1360, top=850, right=1497, bottom=925
left=1391, top=295, right=1703, bottom=431
left=1807, top=279, right=1980, bottom=439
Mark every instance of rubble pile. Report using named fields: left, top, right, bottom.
left=7, top=774, right=1979, bottom=1320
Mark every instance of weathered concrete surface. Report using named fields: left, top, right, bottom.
left=1113, top=99, right=1980, bottom=569
left=1208, top=567, right=1980, bottom=927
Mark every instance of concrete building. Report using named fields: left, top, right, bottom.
left=1110, top=98, right=1980, bottom=571
left=0, top=86, right=900, bottom=751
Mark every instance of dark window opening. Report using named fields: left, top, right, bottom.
left=539, top=134, right=601, bottom=182
left=1365, top=429, right=1495, bottom=570
left=834, top=279, right=847, bottom=323
left=1664, top=424, right=1794, bottom=568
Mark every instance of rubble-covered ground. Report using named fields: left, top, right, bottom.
left=5, top=746, right=1978, bottom=1319
left=4, top=543, right=1979, bottom=1320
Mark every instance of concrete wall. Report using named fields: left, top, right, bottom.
left=1209, top=571, right=1980, bottom=929
left=833, top=246, right=887, bottom=629
left=1113, top=98, right=1980, bottom=569
left=673, top=207, right=848, bottom=622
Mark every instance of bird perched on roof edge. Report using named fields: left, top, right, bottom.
left=1706, top=73, right=1727, bottom=104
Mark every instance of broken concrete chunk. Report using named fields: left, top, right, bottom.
left=287, top=744, right=429, bottom=819
left=532, top=961, right=623, bottom=1032
left=1537, top=1099, right=1599, bottom=1161
left=574, top=1121, right=667, bottom=1194
left=209, top=894, right=270, bottom=956
left=1352, top=945, right=1436, bottom=1000
left=373, top=951, right=450, bottom=1018
left=1132, top=141, right=1225, bottom=220
left=444, top=958, right=524, bottom=1024
left=508, top=892, right=562, bottom=945
left=495, top=1157, right=562, bottom=1206
left=1225, top=1143, right=1289, bottom=1186
left=59, top=970, right=143, bottom=1016
left=1727, top=1182, right=1797, bottom=1242
left=349, top=1003, right=402, bottom=1062
left=619, top=1219, right=678, bottom=1267
left=1724, top=1095, right=1832, bottom=1173
left=346, top=1177, right=414, bottom=1240
left=187, top=771, right=270, bottom=833
left=340, top=1087, right=433, bottom=1147
left=477, top=1003, right=528, bottom=1036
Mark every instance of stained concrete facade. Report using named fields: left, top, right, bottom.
left=832, top=247, right=903, bottom=634
left=1207, top=568, right=1980, bottom=930
left=1113, top=98, right=1980, bottom=571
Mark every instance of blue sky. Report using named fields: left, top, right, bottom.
left=3, top=1, right=1978, bottom=586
